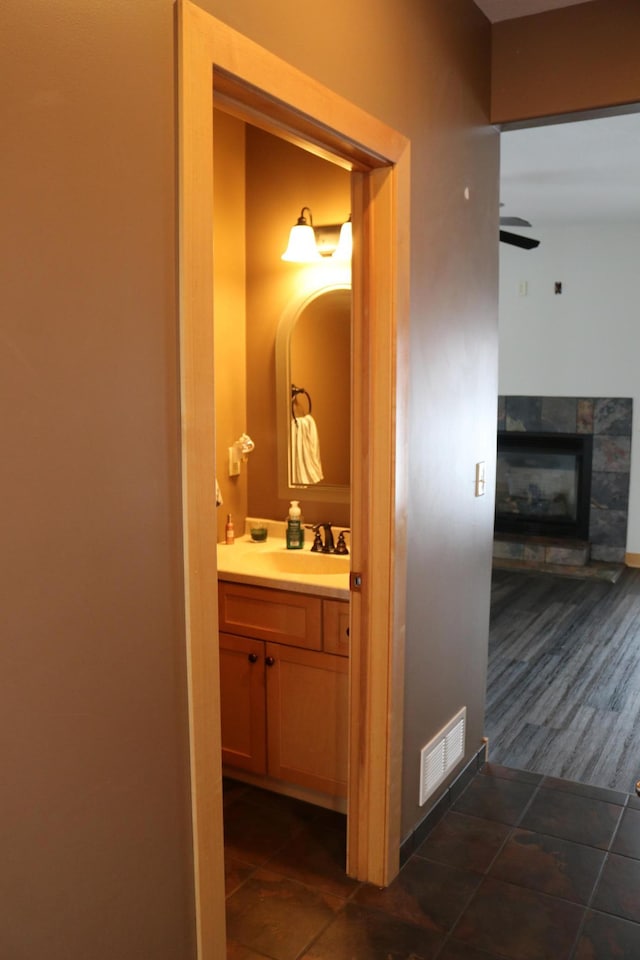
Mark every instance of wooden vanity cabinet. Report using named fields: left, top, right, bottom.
left=218, top=581, right=349, bottom=798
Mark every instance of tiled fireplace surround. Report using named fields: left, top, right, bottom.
left=496, top=396, right=633, bottom=564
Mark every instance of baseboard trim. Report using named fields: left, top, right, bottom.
left=625, top=553, right=640, bottom=568
left=399, top=741, right=488, bottom=867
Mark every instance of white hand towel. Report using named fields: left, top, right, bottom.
left=291, top=414, right=324, bottom=485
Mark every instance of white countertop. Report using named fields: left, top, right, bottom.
left=216, top=533, right=350, bottom=600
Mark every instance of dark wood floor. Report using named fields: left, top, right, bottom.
left=486, top=566, right=640, bottom=793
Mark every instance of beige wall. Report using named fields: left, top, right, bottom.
left=213, top=118, right=351, bottom=536
left=492, top=0, right=640, bottom=123
left=2, top=0, right=498, bottom=954
left=214, top=117, right=350, bottom=541
left=1, top=2, right=195, bottom=957
left=245, top=126, right=351, bottom=528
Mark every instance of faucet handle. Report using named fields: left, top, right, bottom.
left=309, top=528, right=323, bottom=552
left=335, top=529, right=350, bottom=555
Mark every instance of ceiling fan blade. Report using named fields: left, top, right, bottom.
left=500, top=230, right=540, bottom=250
left=499, top=216, right=532, bottom=227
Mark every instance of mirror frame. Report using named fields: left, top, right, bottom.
left=276, top=281, right=351, bottom=504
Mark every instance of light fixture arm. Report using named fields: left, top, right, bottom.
left=297, top=206, right=314, bottom=227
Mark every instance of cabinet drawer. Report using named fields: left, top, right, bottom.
left=218, top=580, right=322, bottom=650
left=323, top=599, right=350, bottom=656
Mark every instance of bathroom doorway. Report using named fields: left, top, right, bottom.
left=212, top=107, right=353, bottom=800
left=178, top=3, right=410, bottom=955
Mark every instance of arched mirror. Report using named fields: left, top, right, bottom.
left=276, top=283, right=351, bottom=504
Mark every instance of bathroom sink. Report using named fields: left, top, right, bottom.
left=257, top=550, right=350, bottom=576
left=216, top=537, right=350, bottom=598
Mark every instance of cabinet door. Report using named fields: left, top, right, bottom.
left=265, top=643, right=349, bottom=797
left=323, top=599, right=350, bottom=656
left=219, top=632, right=266, bottom=774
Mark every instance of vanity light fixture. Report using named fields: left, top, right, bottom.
left=281, top=207, right=322, bottom=262
left=281, top=207, right=352, bottom=263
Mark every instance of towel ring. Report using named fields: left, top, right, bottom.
left=291, top=384, right=312, bottom=420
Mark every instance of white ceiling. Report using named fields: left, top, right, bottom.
left=474, top=0, right=640, bottom=228
left=474, top=0, right=595, bottom=22
left=500, top=112, right=640, bottom=227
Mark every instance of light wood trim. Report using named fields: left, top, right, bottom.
left=348, top=156, right=410, bottom=884
left=179, top=3, right=410, bottom=953
left=184, top=2, right=407, bottom=170
left=625, top=553, right=640, bottom=568
left=218, top=581, right=322, bottom=650
left=178, top=7, right=226, bottom=958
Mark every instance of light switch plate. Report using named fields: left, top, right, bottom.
left=228, top=445, right=241, bottom=477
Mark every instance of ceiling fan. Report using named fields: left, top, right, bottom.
left=499, top=214, right=540, bottom=250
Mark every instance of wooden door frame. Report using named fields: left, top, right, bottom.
left=178, top=3, right=410, bottom=956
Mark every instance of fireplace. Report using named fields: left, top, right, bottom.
left=496, top=432, right=593, bottom=540
left=495, top=396, right=633, bottom=565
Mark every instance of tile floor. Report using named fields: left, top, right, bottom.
left=224, top=764, right=640, bottom=959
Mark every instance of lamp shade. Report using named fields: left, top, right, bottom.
left=332, top=217, right=352, bottom=260
left=281, top=208, right=322, bottom=262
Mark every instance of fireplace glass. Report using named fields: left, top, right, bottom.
left=495, top=433, right=592, bottom=539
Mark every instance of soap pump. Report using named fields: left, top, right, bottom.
left=286, top=500, right=304, bottom=550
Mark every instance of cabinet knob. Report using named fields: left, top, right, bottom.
left=265, top=655, right=275, bottom=667
left=346, top=627, right=350, bottom=637
left=248, top=652, right=259, bottom=663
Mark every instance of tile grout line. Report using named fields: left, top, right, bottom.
left=565, top=800, right=628, bottom=960
left=225, top=768, right=640, bottom=959
left=431, top=775, right=546, bottom=958
left=441, top=774, right=638, bottom=959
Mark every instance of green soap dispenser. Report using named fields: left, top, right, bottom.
left=286, top=500, right=304, bottom=550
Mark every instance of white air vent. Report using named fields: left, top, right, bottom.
left=419, top=707, right=466, bottom=806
